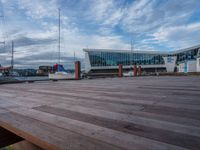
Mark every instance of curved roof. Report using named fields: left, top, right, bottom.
left=83, top=44, right=200, bottom=55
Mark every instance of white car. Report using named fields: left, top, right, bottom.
left=0, top=72, right=3, bottom=77
left=49, top=71, right=75, bottom=80
left=123, top=71, right=134, bottom=77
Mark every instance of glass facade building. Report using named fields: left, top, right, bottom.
left=88, top=51, right=165, bottom=67
left=84, top=45, right=200, bottom=73
left=176, top=48, right=199, bottom=64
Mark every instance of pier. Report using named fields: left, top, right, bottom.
left=0, top=76, right=200, bottom=150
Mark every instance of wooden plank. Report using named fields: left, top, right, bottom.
left=0, top=112, right=122, bottom=150
left=8, top=107, right=188, bottom=150
left=28, top=94, right=200, bottom=120
left=3, top=89, right=200, bottom=126
left=0, top=77, right=200, bottom=150
left=34, top=105, right=200, bottom=150
left=38, top=103, right=200, bottom=137
left=35, top=104, right=200, bottom=127
left=27, top=89, right=200, bottom=110
left=0, top=108, right=8, bottom=114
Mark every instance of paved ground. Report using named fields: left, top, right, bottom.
left=0, top=76, right=200, bottom=150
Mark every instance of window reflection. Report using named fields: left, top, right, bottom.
left=88, top=48, right=198, bottom=67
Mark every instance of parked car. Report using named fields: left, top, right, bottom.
left=123, top=71, right=134, bottom=77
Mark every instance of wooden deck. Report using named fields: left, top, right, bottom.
left=0, top=76, right=200, bottom=150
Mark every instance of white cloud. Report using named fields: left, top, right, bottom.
left=122, top=0, right=200, bottom=33
left=1, top=0, right=200, bottom=68
left=90, top=0, right=113, bottom=21
left=60, top=26, right=129, bottom=57
left=1, top=21, right=129, bottom=68
left=86, top=0, right=124, bottom=27
left=152, top=22, right=200, bottom=49
left=17, top=0, right=58, bottom=19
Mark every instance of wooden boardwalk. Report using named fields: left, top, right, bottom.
left=0, top=76, right=200, bottom=150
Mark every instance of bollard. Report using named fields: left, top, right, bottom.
left=75, top=61, right=81, bottom=80
left=138, top=66, right=141, bottom=76
left=118, top=64, right=123, bottom=77
left=134, top=65, right=137, bottom=77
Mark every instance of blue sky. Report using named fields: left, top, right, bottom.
left=0, top=0, right=200, bottom=68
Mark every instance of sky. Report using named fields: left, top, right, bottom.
left=0, top=0, right=200, bottom=69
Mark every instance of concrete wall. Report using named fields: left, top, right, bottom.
left=85, top=52, right=91, bottom=73
left=197, top=58, right=200, bottom=72
left=178, top=63, right=185, bottom=73
left=178, top=60, right=197, bottom=73
left=187, top=60, right=197, bottom=72
left=163, top=56, right=177, bottom=72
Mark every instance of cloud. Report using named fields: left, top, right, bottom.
left=12, top=51, right=85, bottom=69
left=0, top=21, right=129, bottom=68
left=121, top=0, right=200, bottom=33
left=17, top=0, right=58, bottom=19
left=87, top=0, right=124, bottom=27
left=152, top=22, right=200, bottom=49
left=0, top=0, right=200, bottom=68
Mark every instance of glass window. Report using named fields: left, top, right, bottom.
left=89, top=51, right=166, bottom=66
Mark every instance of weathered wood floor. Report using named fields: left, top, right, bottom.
left=0, top=76, right=200, bottom=150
